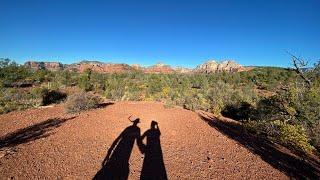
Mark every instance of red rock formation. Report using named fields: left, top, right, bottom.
left=43, top=62, right=63, bottom=71
left=142, top=63, right=175, bottom=74
left=65, top=61, right=133, bottom=73
left=194, top=60, right=245, bottom=73
left=24, top=61, right=62, bottom=71
left=24, top=60, right=251, bottom=74
left=24, top=61, right=44, bottom=70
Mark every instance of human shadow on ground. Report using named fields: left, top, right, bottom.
left=0, top=117, right=75, bottom=149
left=94, top=117, right=141, bottom=180
left=139, top=121, right=167, bottom=180
left=198, top=112, right=320, bottom=179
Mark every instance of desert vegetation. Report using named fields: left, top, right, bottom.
left=64, top=92, right=103, bottom=113
left=0, top=57, right=319, bottom=155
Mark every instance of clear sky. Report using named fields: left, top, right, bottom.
left=1, top=0, right=319, bottom=68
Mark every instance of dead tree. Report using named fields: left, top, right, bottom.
left=287, top=52, right=312, bottom=88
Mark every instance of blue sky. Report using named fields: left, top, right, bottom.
left=1, top=0, right=319, bottom=68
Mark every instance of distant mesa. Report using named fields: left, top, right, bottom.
left=142, top=63, right=175, bottom=74
left=25, top=61, right=63, bottom=71
left=174, top=67, right=193, bottom=73
left=194, top=60, right=244, bottom=73
left=24, top=60, right=248, bottom=74
left=64, top=61, right=133, bottom=73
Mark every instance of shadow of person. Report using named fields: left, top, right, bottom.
left=139, top=121, right=168, bottom=180
left=94, top=117, right=141, bottom=180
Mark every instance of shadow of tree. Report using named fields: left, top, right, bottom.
left=97, top=102, right=114, bottom=108
left=198, top=112, right=320, bottom=179
left=0, top=117, right=75, bottom=149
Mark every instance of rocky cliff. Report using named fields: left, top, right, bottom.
left=25, top=61, right=63, bottom=71
left=65, top=61, right=133, bottom=73
left=24, top=60, right=248, bottom=74
left=142, top=63, right=175, bottom=74
left=194, top=60, right=244, bottom=73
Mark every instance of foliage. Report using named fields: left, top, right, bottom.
left=245, top=120, right=315, bottom=154
left=104, top=75, right=126, bottom=100
left=0, top=88, right=41, bottom=114
left=239, top=67, right=297, bottom=90
left=182, top=91, right=210, bottom=111
left=309, top=123, right=320, bottom=151
left=0, top=58, right=31, bottom=87
left=222, top=102, right=255, bottom=120
left=208, top=81, right=258, bottom=115
left=64, top=92, right=103, bottom=113
left=41, top=89, right=67, bottom=105
left=78, top=69, right=93, bottom=91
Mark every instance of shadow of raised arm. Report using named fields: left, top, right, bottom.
left=102, top=131, right=123, bottom=166
left=138, top=131, right=147, bottom=154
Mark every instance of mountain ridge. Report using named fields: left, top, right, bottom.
left=24, top=60, right=250, bottom=74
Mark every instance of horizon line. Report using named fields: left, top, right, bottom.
left=2, top=57, right=294, bottom=69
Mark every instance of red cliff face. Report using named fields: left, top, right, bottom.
left=24, top=60, right=251, bottom=74
left=24, top=61, right=63, bottom=71
left=43, top=62, right=63, bottom=71
left=65, top=62, right=134, bottom=73
left=194, top=60, right=245, bottom=73
left=141, top=63, right=175, bottom=74
left=24, top=61, right=43, bottom=70
left=65, top=62, right=176, bottom=74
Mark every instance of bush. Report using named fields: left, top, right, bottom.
left=221, top=102, right=255, bottom=120
left=307, top=123, right=320, bottom=152
left=0, top=88, right=40, bottom=114
left=41, top=89, right=67, bottom=105
left=104, top=76, right=125, bottom=100
left=273, top=120, right=315, bottom=154
left=78, top=70, right=93, bottom=91
left=64, top=92, right=103, bottom=113
left=286, top=86, right=320, bottom=126
left=207, top=81, right=258, bottom=115
left=244, top=120, right=315, bottom=154
left=0, top=58, right=31, bottom=87
left=182, top=92, right=210, bottom=111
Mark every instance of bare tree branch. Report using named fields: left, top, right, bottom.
left=286, top=51, right=312, bottom=88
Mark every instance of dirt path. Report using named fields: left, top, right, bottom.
left=0, top=101, right=315, bottom=179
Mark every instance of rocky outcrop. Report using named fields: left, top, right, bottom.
left=24, top=59, right=249, bottom=74
left=24, top=61, right=63, bottom=71
left=174, top=67, right=193, bottom=74
left=194, top=60, right=243, bottom=73
left=65, top=61, right=133, bottom=73
left=142, top=63, right=175, bottom=74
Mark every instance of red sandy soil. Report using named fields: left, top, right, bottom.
left=0, top=101, right=319, bottom=179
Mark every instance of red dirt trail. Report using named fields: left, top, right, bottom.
left=0, top=101, right=317, bottom=179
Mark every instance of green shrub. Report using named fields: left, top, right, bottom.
left=0, top=88, right=40, bottom=114
left=286, top=86, right=320, bottom=126
left=78, top=70, right=93, bottom=91
left=309, top=123, right=320, bottom=151
left=244, top=120, right=315, bottom=154
left=41, top=89, right=67, bottom=105
left=64, top=92, right=103, bottom=113
left=182, top=92, right=210, bottom=111
left=274, top=120, right=315, bottom=154
left=30, top=87, right=67, bottom=105
left=207, top=81, right=258, bottom=115
left=104, top=76, right=126, bottom=100
left=0, top=58, right=32, bottom=87
left=221, top=102, right=255, bottom=120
